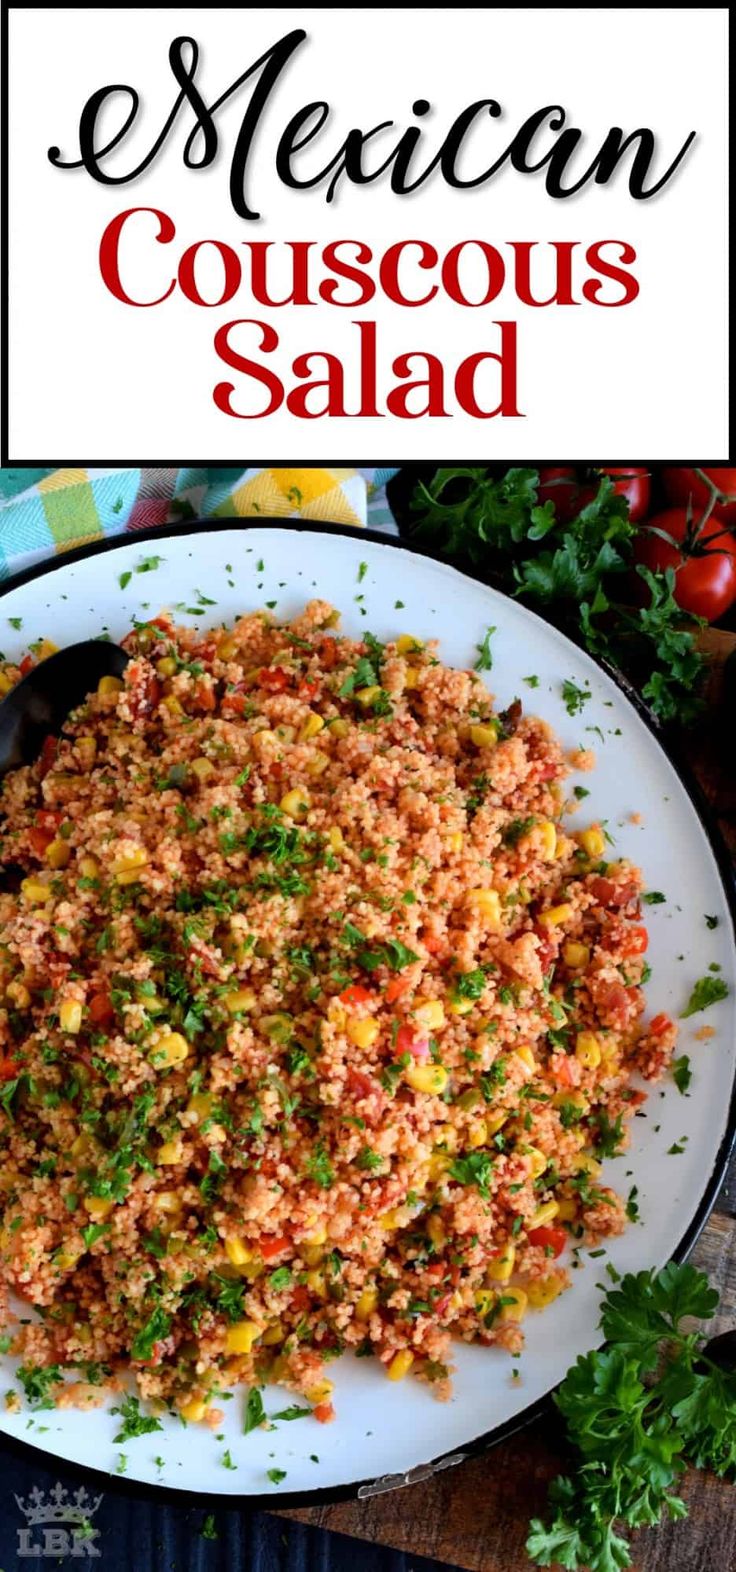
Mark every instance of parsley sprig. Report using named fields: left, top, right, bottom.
left=527, top=1262, right=736, bottom=1571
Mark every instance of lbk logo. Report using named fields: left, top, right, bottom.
left=14, top=1482, right=103, bottom=1558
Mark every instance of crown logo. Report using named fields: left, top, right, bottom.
left=14, top=1484, right=103, bottom=1526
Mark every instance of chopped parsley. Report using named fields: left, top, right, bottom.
left=474, top=624, right=496, bottom=672
left=561, top=679, right=591, bottom=716
left=681, top=975, right=729, bottom=1018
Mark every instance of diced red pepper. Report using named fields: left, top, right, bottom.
left=291, top=1285, right=311, bottom=1312
left=346, top=1067, right=376, bottom=1100
left=313, top=1401, right=336, bottom=1424
left=192, top=679, right=217, bottom=712
left=29, top=826, right=55, bottom=857
left=553, top=1055, right=576, bottom=1089
left=0, top=1055, right=20, bottom=1082
left=259, top=1233, right=291, bottom=1261
left=421, top=934, right=445, bottom=956
left=527, top=1225, right=567, bottom=1257
left=317, top=637, right=339, bottom=668
left=339, top=984, right=373, bottom=1006
left=36, top=810, right=62, bottom=830
left=396, top=1024, right=429, bottom=1061
left=259, top=667, right=290, bottom=692
left=621, top=925, right=648, bottom=957
left=221, top=687, right=248, bottom=718
left=19, top=654, right=35, bottom=677
left=385, top=976, right=411, bottom=1004
left=649, top=1012, right=673, bottom=1036
left=589, top=876, right=639, bottom=909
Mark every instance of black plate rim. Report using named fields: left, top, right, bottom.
left=0, top=515, right=734, bottom=1513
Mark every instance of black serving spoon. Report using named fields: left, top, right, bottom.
left=0, top=640, right=129, bottom=778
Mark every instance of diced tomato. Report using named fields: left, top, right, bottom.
left=36, top=810, right=62, bottom=830
left=621, top=925, right=648, bottom=957
left=434, top=1292, right=453, bottom=1316
left=313, top=1401, right=336, bottom=1424
left=553, top=1055, right=576, bottom=1089
left=291, top=1285, right=311, bottom=1312
left=396, top=1024, right=429, bottom=1061
left=425, top=1262, right=446, bottom=1280
left=221, top=688, right=248, bottom=718
left=385, top=976, right=411, bottom=1004
left=38, top=736, right=58, bottom=779
left=589, top=876, right=639, bottom=909
left=259, top=667, right=290, bottom=692
left=421, top=934, right=445, bottom=956
left=135, top=1341, right=165, bottom=1368
left=649, top=1012, right=673, bottom=1036
left=128, top=669, right=161, bottom=721
left=191, top=679, right=217, bottom=712
left=532, top=924, right=557, bottom=971
left=534, top=762, right=559, bottom=782
left=527, top=1225, right=567, bottom=1257
left=297, top=674, right=321, bottom=700
left=0, top=1055, right=20, bottom=1082
left=259, top=1233, right=291, bottom=1261
left=28, top=826, right=54, bottom=857
left=339, top=983, right=373, bottom=1006
left=346, top=1067, right=376, bottom=1100
left=318, top=637, right=339, bottom=668
left=19, top=654, right=35, bottom=677
left=88, top=992, right=114, bottom=1027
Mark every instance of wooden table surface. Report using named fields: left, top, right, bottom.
left=276, top=628, right=736, bottom=1571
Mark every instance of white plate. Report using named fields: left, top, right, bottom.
left=1, top=523, right=734, bottom=1504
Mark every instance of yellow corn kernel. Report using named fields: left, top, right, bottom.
left=299, top=711, right=325, bottom=741
left=487, top=1242, right=516, bottom=1282
left=575, top=1152, right=602, bottom=1178
left=224, top=1320, right=261, bottom=1358
left=6, top=980, right=31, bottom=1009
left=575, top=1031, right=601, bottom=1069
left=152, top=1190, right=182, bottom=1216
left=261, top=1321, right=285, bottom=1346
left=405, top=1063, right=448, bottom=1095
left=445, top=830, right=464, bottom=853
left=150, top=1031, right=190, bottom=1069
left=55, top=1248, right=83, bottom=1272
left=426, top=1212, right=446, bottom=1248
left=467, top=888, right=501, bottom=926
left=553, top=1089, right=589, bottom=1115
left=448, top=997, right=474, bottom=1016
left=437, top=1122, right=459, bottom=1153
left=187, top=1092, right=214, bottom=1122
left=112, top=847, right=148, bottom=884
left=579, top=826, right=606, bottom=860
left=515, top=1044, right=536, bottom=1073
left=217, top=636, right=239, bottom=660
left=97, top=675, right=123, bottom=697
left=327, top=717, right=349, bottom=738
left=403, top=668, right=420, bottom=690
left=75, top=736, right=97, bottom=771
left=346, top=1016, right=380, bottom=1049
left=600, top=1042, right=621, bottom=1073
left=466, top=1119, right=488, bottom=1149
left=485, top=1111, right=508, bottom=1138
left=301, top=1243, right=325, bottom=1268
left=563, top=941, right=590, bottom=970
left=306, top=751, right=330, bottom=777
left=380, top=1209, right=402, bottom=1231
left=327, top=825, right=345, bottom=853
left=224, top=1236, right=252, bottom=1268
left=78, top=856, right=99, bottom=879
left=71, top=1133, right=99, bottom=1163
left=180, top=1398, right=208, bottom=1423
left=469, top=723, right=498, bottom=749
left=189, top=756, right=215, bottom=783
left=414, top=1000, right=446, bottom=1031
left=304, top=1222, right=327, bottom=1247
left=156, top=656, right=177, bottom=678
left=83, top=1196, right=114, bottom=1221
left=280, top=788, right=310, bottom=818
left=58, top=998, right=82, bottom=1034
left=35, top=640, right=59, bottom=662
left=539, top=903, right=573, bottom=928
left=537, top=821, right=557, bottom=861
left=556, top=1196, right=578, bottom=1222
left=396, top=634, right=423, bottom=655
left=427, top=1153, right=450, bottom=1183
left=355, top=1287, right=378, bottom=1320
left=355, top=685, right=381, bottom=707
left=305, top=1378, right=334, bottom=1405
left=157, top=1138, right=184, bottom=1165
left=224, top=988, right=256, bottom=1014
left=499, top=1288, right=527, bottom=1323
left=525, top=1146, right=547, bottom=1180
left=527, top=1276, right=565, bottom=1310
left=475, top=1289, right=496, bottom=1319
left=387, top=1350, right=414, bottom=1382
left=162, top=694, right=184, bottom=717
left=45, top=838, right=71, bottom=870
left=0, top=671, right=14, bottom=696
left=21, top=876, right=53, bottom=905
left=305, top=1268, right=328, bottom=1299
left=529, top=1200, right=560, bottom=1230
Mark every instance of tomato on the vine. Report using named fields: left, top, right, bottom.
left=662, top=468, right=736, bottom=527
left=634, top=506, right=736, bottom=621
left=537, top=466, right=650, bottom=523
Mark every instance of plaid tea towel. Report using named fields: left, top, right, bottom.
left=0, top=467, right=399, bottom=581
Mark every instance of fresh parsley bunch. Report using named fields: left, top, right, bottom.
left=527, top=1262, right=736, bottom=1571
left=408, top=468, right=706, bottom=725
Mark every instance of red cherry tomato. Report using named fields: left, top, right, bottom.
left=339, top=984, right=373, bottom=1006
left=597, top=466, right=650, bottom=522
left=259, top=667, right=290, bottom=692
left=662, top=468, right=736, bottom=528
left=527, top=1225, right=567, bottom=1257
left=537, top=466, right=650, bottom=523
left=634, top=507, right=736, bottom=622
